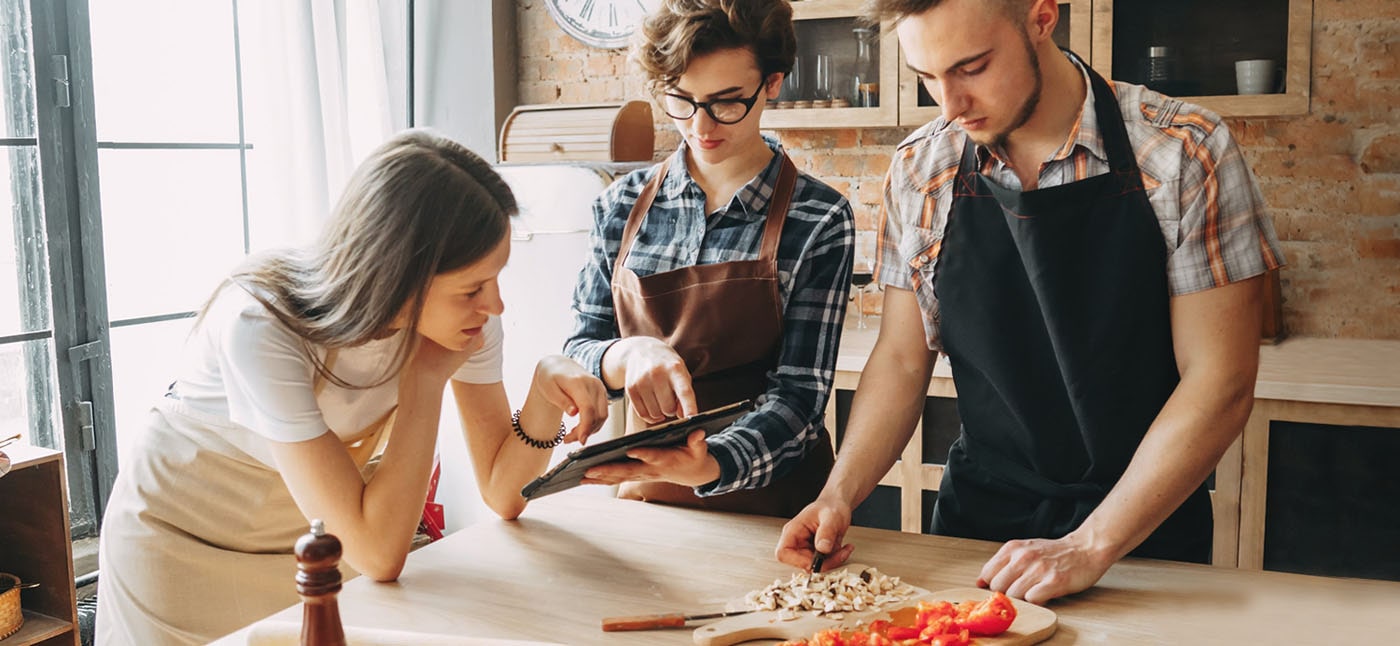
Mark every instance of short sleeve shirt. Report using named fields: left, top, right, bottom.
left=875, top=54, right=1286, bottom=350
left=174, top=285, right=502, bottom=452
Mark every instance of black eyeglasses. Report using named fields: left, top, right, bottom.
left=659, top=84, right=766, bottom=125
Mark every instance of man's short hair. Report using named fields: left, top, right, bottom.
left=863, top=0, right=1031, bottom=25
left=633, top=0, right=796, bottom=95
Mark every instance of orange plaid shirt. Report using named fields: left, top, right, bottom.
left=874, top=55, right=1285, bottom=350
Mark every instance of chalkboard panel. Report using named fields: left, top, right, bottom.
left=851, top=484, right=901, bottom=532
left=1264, top=421, right=1400, bottom=582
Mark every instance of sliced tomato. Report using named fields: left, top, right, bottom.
left=885, top=626, right=920, bottom=640
left=919, top=614, right=958, bottom=637
left=924, top=629, right=971, bottom=646
left=916, top=600, right=958, bottom=631
left=865, top=634, right=893, bottom=646
left=955, top=591, right=1017, bottom=636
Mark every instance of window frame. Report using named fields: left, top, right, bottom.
left=15, top=0, right=117, bottom=537
left=10, top=0, right=253, bottom=537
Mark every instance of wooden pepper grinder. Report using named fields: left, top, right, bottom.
left=295, top=519, right=346, bottom=646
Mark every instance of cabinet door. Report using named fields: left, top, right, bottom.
left=1091, top=0, right=1312, bottom=116
left=898, top=0, right=1094, bottom=127
left=760, top=0, right=900, bottom=129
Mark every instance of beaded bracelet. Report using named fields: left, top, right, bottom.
left=511, top=409, right=566, bottom=449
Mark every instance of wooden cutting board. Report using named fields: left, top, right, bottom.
left=693, top=586, right=1057, bottom=646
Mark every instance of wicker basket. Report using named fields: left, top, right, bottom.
left=0, top=572, right=22, bottom=640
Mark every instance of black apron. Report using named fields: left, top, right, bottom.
left=930, top=60, right=1211, bottom=563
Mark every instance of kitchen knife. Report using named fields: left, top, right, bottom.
left=601, top=609, right=754, bottom=632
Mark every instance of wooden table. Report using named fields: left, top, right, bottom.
left=827, top=325, right=1400, bottom=571
left=212, top=493, right=1400, bottom=644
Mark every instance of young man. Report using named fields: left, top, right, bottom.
left=777, top=0, right=1284, bottom=603
left=564, top=0, right=854, bottom=517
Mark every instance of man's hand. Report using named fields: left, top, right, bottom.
left=976, top=531, right=1115, bottom=605
left=775, top=496, right=857, bottom=572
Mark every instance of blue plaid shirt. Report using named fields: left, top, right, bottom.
left=565, top=136, right=854, bottom=495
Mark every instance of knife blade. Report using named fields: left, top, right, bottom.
left=600, top=609, right=754, bottom=632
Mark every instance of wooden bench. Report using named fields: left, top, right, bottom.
left=824, top=326, right=1400, bottom=569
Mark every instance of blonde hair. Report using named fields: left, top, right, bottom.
left=633, top=0, right=796, bottom=94
left=208, top=129, right=515, bottom=388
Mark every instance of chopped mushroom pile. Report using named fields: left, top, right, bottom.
left=744, top=567, right=918, bottom=619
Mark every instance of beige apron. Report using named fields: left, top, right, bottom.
left=611, top=156, right=834, bottom=518
left=97, top=353, right=393, bottom=646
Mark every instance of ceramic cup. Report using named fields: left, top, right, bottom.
left=1235, top=59, right=1278, bottom=95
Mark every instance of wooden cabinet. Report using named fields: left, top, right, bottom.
left=765, top=0, right=1312, bottom=130
left=760, top=0, right=900, bottom=129
left=1091, top=0, right=1313, bottom=117
left=899, top=0, right=1094, bottom=126
left=0, top=446, right=79, bottom=646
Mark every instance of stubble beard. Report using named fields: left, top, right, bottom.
left=986, top=36, right=1044, bottom=151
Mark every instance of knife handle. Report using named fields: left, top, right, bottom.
left=601, top=613, right=687, bottom=631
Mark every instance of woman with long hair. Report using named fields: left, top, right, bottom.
left=97, top=130, right=608, bottom=645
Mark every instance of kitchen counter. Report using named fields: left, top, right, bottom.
left=827, top=324, right=1400, bottom=570
left=832, top=326, right=1400, bottom=408
left=213, top=492, right=1400, bottom=644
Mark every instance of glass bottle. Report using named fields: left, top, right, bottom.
left=851, top=27, right=879, bottom=108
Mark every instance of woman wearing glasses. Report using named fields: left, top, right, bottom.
left=564, top=0, right=854, bottom=517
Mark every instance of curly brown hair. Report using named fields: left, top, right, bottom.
left=633, top=0, right=796, bottom=94
left=862, top=0, right=1030, bottom=24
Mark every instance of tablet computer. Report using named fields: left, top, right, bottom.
left=520, top=399, right=754, bottom=501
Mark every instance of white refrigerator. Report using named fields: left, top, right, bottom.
left=436, top=161, right=644, bottom=530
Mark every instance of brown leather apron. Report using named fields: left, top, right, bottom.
left=610, top=155, right=834, bottom=517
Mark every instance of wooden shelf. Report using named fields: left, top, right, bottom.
left=0, top=446, right=79, bottom=646
left=786, top=0, right=866, bottom=20
left=1091, top=0, right=1313, bottom=118
left=2, top=610, right=74, bottom=646
left=761, top=0, right=900, bottom=129
left=777, top=0, right=1313, bottom=129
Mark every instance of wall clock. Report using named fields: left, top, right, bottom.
left=543, top=0, right=658, bottom=50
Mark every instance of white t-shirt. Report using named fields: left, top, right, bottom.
left=171, top=285, right=502, bottom=462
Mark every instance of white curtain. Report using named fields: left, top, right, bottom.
left=237, top=0, right=407, bottom=251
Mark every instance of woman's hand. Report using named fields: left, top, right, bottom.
left=619, top=337, right=699, bottom=424
left=531, top=355, right=609, bottom=444
left=582, top=429, right=720, bottom=487
left=409, top=333, right=485, bottom=388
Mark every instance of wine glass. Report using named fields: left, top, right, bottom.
left=813, top=54, right=833, bottom=104
left=781, top=56, right=804, bottom=102
left=850, top=268, right=875, bottom=329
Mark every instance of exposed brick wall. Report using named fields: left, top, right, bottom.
left=517, top=0, right=1400, bottom=339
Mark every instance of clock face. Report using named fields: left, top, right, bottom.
left=544, top=0, right=658, bottom=50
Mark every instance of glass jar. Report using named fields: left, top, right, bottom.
left=1138, top=45, right=1179, bottom=93
left=851, top=27, right=879, bottom=108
